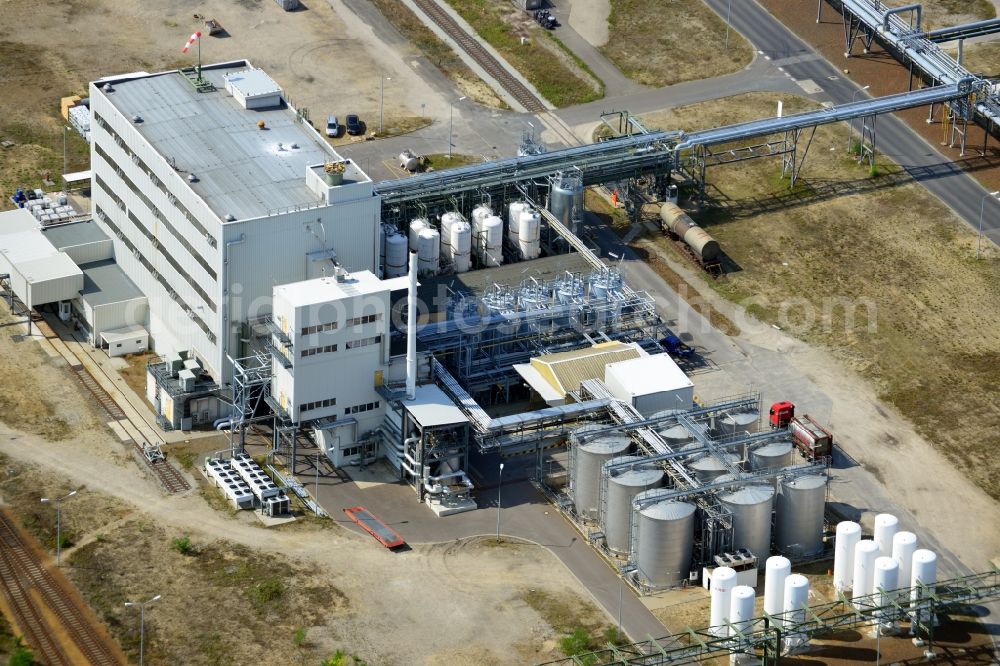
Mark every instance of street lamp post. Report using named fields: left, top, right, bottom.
left=448, top=96, right=467, bottom=159
left=379, top=76, right=391, bottom=135
left=125, top=594, right=161, bottom=666
left=725, top=0, right=733, bottom=49
left=40, top=489, right=77, bottom=566
left=847, top=85, right=871, bottom=153
left=496, top=462, right=505, bottom=542
left=978, top=190, right=999, bottom=260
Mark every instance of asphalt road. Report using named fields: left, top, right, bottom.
left=702, top=0, right=1000, bottom=246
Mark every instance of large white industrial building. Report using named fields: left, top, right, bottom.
left=87, top=60, right=379, bottom=423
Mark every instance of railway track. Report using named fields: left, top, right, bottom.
left=133, top=441, right=192, bottom=493
left=0, top=512, right=121, bottom=665
left=69, top=364, right=127, bottom=421
left=412, top=0, right=547, bottom=113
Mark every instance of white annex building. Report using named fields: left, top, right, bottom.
left=86, top=60, right=381, bottom=427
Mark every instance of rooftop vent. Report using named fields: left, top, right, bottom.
left=257, top=120, right=266, bottom=130
left=290, top=143, right=299, bottom=149
left=131, top=114, right=143, bottom=123
left=104, top=82, right=114, bottom=93
left=277, top=142, right=285, bottom=151
left=225, top=213, right=236, bottom=222
left=187, top=173, right=198, bottom=183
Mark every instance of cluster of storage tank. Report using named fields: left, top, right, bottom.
left=568, top=418, right=828, bottom=590
left=479, top=268, right=629, bottom=320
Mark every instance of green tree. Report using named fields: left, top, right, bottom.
left=8, top=636, right=35, bottom=666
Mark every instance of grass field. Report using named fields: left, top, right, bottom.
left=883, top=0, right=995, bottom=30
left=601, top=0, right=753, bottom=87
left=946, top=42, right=1000, bottom=78
left=368, top=0, right=507, bottom=108
left=638, top=93, right=1000, bottom=501
left=444, top=0, right=604, bottom=107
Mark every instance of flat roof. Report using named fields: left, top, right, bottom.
left=79, top=260, right=146, bottom=307
left=224, top=68, right=282, bottom=99
left=101, top=324, right=149, bottom=344
left=99, top=61, right=361, bottom=222
left=404, top=383, right=469, bottom=427
left=0, top=208, right=42, bottom=233
left=40, top=219, right=109, bottom=250
left=275, top=270, right=406, bottom=307
left=605, top=354, right=693, bottom=395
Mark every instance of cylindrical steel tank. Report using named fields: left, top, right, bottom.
left=450, top=220, right=472, bottom=273
left=750, top=440, right=794, bottom=473
left=416, top=228, right=440, bottom=275
left=398, top=150, right=420, bottom=172
left=782, top=574, right=810, bottom=651
left=571, top=429, right=631, bottom=520
left=481, top=286, right=516, bottom=316
left=688, top=451, right=740, bottom=484
left=480, top=215, right=503, bottom=267
left=709, top=566, right=737, bottom=636
left=833, top=521, right=861, bottom=591
left=873, top=556, right=899, bottom=626
left=729, top=585, right=755, bottom=644
left=634, top=497, right=696, bottom=588
left=659, top=202, right=720, bottom=262
left=852, top=539, right=879, bottom=608
left=548, top=173, right=584, bottom=226
left=718, top=484, right=775, bottom=567
left=556, top=274, right=585, bottom=304
left=472, top=204, right=492, bottom=229
left=720, top=411, right=758, bottom=436
left=601, top=457, right=664, bottom=555
left=384, top=232, right=408, bottom=278
left=873, top=513, right=899, bottom=559
left=658, top=421, right=694, bottom=445
left=764, top=556, right=791, bottom=616
left=892, top=531, right=917, bottom=601
left=909, top=549, right=937, bottom=622
left=408, top=217, right=429, bottom=250
left=508, top=201, right=526, bottom=244
left=589, top=268, right=624, bottom=299
left=774, top=474, right=826, bottom=557
left=518, top=209, right=541, bottom=260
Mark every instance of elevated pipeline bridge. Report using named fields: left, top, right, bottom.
left=375, top=78, right=983, bottom=213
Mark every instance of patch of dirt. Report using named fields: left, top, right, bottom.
left=882, top=0, right=995, bottom=30
left=601, top=0, right=753, bottom=87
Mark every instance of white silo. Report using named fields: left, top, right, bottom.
left=633, top=497, right=696, bottom=588
left=718, top=484, right=775, bottom=567
left=891, top=531, right=917, bottom=601
left=750, top=440, right=794, bottom=473
left=782, top=574, right=810, bottom=652
left=507, top=201, right=526, bottom=244
left=730, top=584, right=756, bottom=663
left=774, top=474, right=826, bottom=558
left=571, top=429, right=631, bottom=520
left=450, top=220, right=472, bottom=273
left=873, top=556, right=899, bottom=630
left=472, top=204, right=492, bottom=229
left=709, top=566, right=737, bottom=636
left=763, top=555, right=791, bottom=616
left=909, top=549, right=937, bottom=631
left=384, top=231, right=408, bottom=278
left=408, top=217, right=428, bottom=250
left=518, top=208, right=541, bottom=260
left=833, top=521, right=861, bottom=591
left=852, top=540, right=879, bottom=609
left=873, top=514, right=898, bottom=558
left=439, top=212, right=464, bottom=261
left=479, top=215, right=504, bottom=267
left=416, top=228, right=440, bottom=275
left=601, top=458, right=663, bottom=555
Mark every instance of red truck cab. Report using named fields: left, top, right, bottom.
left=769, top=401, right=795, bottom=429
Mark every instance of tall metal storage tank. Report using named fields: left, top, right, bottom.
left=480, top=215, right=503, bottom=267
left=718, top=484, right=775, bottom=567
left=508, top=201, right=526, bottom=244
left=634, top=495, right=697, bottom=587
left=774, top=474, right=826, bottom=557
left=408, top=217, right=429, bottom=250
left=384, top=232, right=408, bottom=278
left=571, top=428, right=631, bottom=520
left=416, top=228, right=440, bottom=275
left=601, top=457, right=664, bottom=555
left=750, top=441, right=794, bottom=472
left=450, top=220, right=472, bottom=273
left=688, top=452, right=739, bottom=483
left=549, top=173, right=584, bottom=226
left=472, top=204, right=492, bottom=229
left=518, top=209, right=541, bottom=260
left=719, top=411, right=758, bottom=436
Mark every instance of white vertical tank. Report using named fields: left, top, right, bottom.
left=763, top=556, right=791, bottom=616
left=729, top=584, right=756, bottom=662
left=709, top=567, right=737, bottom=636
left=450, top=220, right=472, bottom=273
left=439, top=212, right=464, bottom=260
left=408, top=217, right=429, bottom=250
left=782, top=574, right=810, bottom=652
left=634, top=497, right=696, bottom=588
left=873, top=556, right=899, bottom=629
left=852, top=540, right=879, bottom=609
left=774, top=474, right=826, bottom=557
left=891, top=531, right=917, bottom=601
left=873, top=514, right=898, bottom=558
left=507, top=201, right=526, bottom=244
left=910, top=549, right=937, bottom=617
left=833, top=521, right=861, bottom=591
left=480, top=215, right=504, bottom=266
left=601, top=458, right=664, bottom=554
left=416, top=228, right=440, bottom=275
left=518, top=209, right=541, bottom=260
left=472, top=204, right=492, bottom=229
left=384, top=232, right=408, bottom=278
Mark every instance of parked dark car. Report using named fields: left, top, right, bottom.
left=346, top=114, right=363, bottom=136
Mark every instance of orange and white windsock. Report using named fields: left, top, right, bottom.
left=182, top=31, right=201, bottom=53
